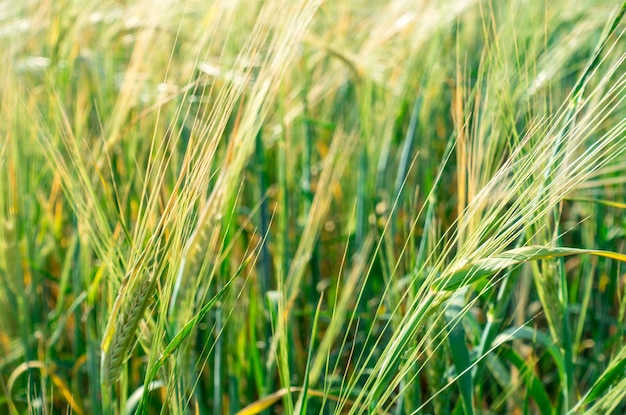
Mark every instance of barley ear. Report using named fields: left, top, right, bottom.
left=101, top=272, right=155, bottom=384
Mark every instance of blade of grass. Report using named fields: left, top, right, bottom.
left=444, top=288, right=474, bottom=415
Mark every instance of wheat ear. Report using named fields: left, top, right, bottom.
left=101, top=267, right=156, bottom=384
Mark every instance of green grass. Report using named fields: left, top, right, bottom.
left=1, top=0, right=625, bottom=414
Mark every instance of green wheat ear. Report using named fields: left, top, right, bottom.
left=101, top=267, right=156, bottom=384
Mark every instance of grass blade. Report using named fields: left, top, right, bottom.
left=444, top=289, right=474, bottom=415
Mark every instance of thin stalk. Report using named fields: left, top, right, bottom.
left=255, top=129, right=271, bottom=298
left=302, top=85, right=320, bottom=292
left=213, top=296, right=223, bottom=414
left=278, top=107, right=290, bottom=290
left=355, top=135, right=367, bottom=249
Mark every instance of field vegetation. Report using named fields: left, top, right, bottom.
left=1, top=0, right=625, bottom=414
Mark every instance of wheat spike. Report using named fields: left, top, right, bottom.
left=101, top=268, right=155, bottom=384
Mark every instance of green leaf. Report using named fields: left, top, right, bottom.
left=445, top=289, right=474, bottom=415
left=150, top=278, right=233, bottom=377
